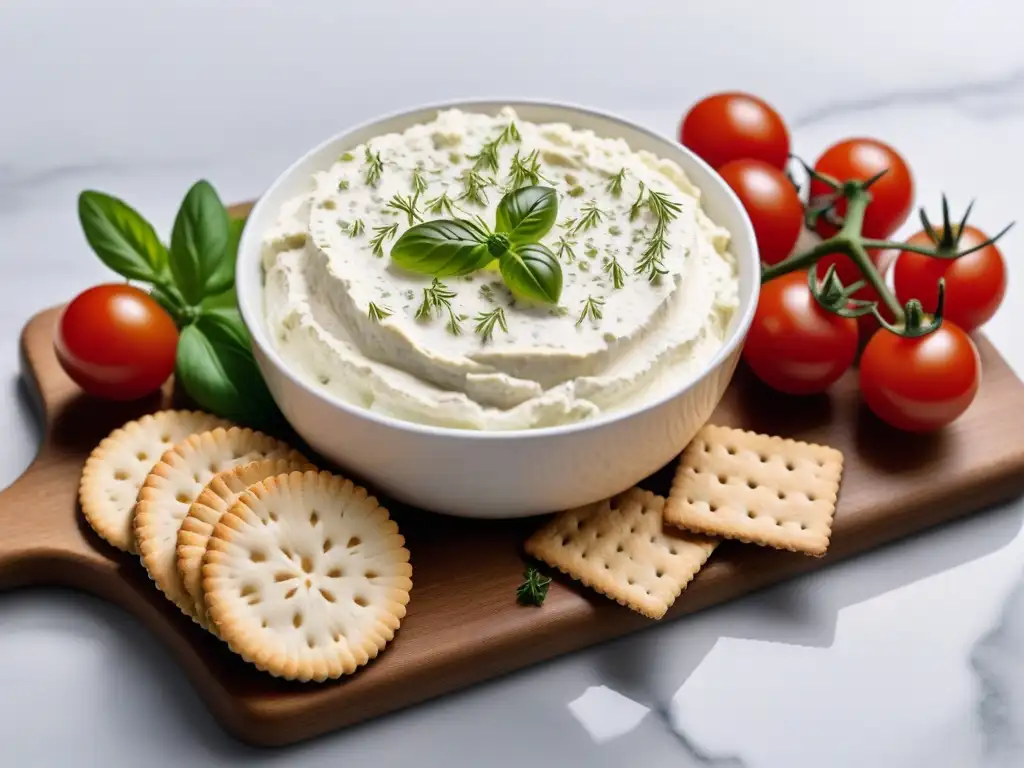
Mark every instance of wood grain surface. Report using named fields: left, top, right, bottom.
left=3, top=300, right=1024, bottom=747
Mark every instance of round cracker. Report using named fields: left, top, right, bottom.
left=79, top=410, right=232, bottom=552
left=134, top=427, right=306, bottom=621
left=177, top=457, right=315, bottom=629
left=203, top=470, right=412, bottom=682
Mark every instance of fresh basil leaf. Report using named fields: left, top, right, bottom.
left=495, top=186, right=557, bottom=244
left=499, top=243, right=562, bottom=303
left=175, top=311, right=281, bottom=430
left=169, top=180, right=232, bottom=304
left=200, top=216, right=246, bottom=310
left=78, top=190, right=168, bottom=283
left=390, top=219, right=493, bottom=276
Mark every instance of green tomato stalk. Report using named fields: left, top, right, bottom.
left=759, top=161, right=1013, bottom=339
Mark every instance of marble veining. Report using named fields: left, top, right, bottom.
left=2, top=1, right=1024, bottom=765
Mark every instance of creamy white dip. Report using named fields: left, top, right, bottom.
left=261, top=107, right=739, bottom=430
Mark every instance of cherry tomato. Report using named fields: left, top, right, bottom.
left=680, top=92, right=790, bottom=171
left=718, top=159, right=803, bottom=265
left=743, top=271, right=859, bottom=395
left=859, top=322, right=980, bottom=432
left=893, top=225, right=1006, bottom=332
left=55, top=284, right=178, bottom=401
left=810, top=138, right=914, bottom=239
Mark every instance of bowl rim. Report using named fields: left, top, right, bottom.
left=237, top=97, right=759, bottom=442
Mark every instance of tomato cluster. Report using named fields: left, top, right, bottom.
left=680, top=92, right=1008, bottom=433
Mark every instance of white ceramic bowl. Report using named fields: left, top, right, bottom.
left=237, top=100, right=759, bottom=518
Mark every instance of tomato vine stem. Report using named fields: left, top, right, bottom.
left=758, top=172, right=1013, bottom=338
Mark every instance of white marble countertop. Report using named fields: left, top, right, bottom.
left=3, top=1, right=1024, bottom=765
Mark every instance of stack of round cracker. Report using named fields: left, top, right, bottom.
left=79, top=410, right=413, bottom=682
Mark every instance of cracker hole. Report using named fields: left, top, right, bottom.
left=328, top=568, right=343, bottom=578
left=775, top=519, right=784, bottom=527
left=604, top=563, right=610, bottom=570
left=746, top=479, right=758, bottom=489
left=656, top=568, right=664, bottom=577
left=261, top=619, right=268, bottom=629
left=293, top=612, right=303, bottom=628
left=777, top=490, right=786, bottom=500
left=807, top=493, right=817, bottom=502
left=354, top=595, right=368, bottom=607
left=323, top=538, right=333, bottom=553
left=726, top=446, right=736, bottom=455
left=626, top=577, right=634, bottom=586
left=193, top=473, right=201, bottom=483
left=347, top=536, right=361, bottom=548
left=304, top=578, right=312, bottom=588
left=709, top=504, right=718, bottom=513
left=161, top=433, right=171, bottom=443
left=786, top=461, right=796, bottom=471
left=274, top=572, right=293, bottom=583
left=746, top=510, right=756, bottom=519
left=248, top=594, right=261, bottom=606
left=365, top=570, right=378, bottom=579
left=320, top=588, right=336, bottom=602
left=717, top=475, right=727, bottom=484
left=561, top=537, right=569, bottom=546
left=285, top=587, right=297, bottom=599
left=136, top=451, right=148, bottom=461
left=309, top=510, right=319, bottom=526
left=759, top=454, right=768, bottom=463
left=800, top=523, right=808, bottom=530
left=669, top=546, right=678, bottom=555
left=300, top=555, right=314, bottom=573
left=649, top=535, right=656, bottom=544
left=307, top=636, right=316, bottom=649
left=332, top=631, right=343, bottom=643
left=250, top=551, right=266, bottom=563
left=175, top=492, right=190, bottom=504
left=269, top=510, right=279, bottom=522
left=209, top=462, right=219, bottom=474
left=616, top=544, right=624, bottom=553
left=114, top=470, right=129, bottom=481
left=240, top=584, right=257, bottom=598
left=281, top=547, right=292, bottom=560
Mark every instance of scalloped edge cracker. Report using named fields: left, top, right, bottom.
left=525, top=487, right=717, bottom=619
left=79, top=410, right=232, bottom=552
left=664, top=424, right=844, bottom=557
left=134, top=427, right=307, bottom=622
left=177, top=457, right=315, bottom=629
left=203, top=470, right=412, bottom=682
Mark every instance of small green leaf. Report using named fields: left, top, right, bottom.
left=499, top=243, right=562, bottom=303
left=175, top=310, right=281, bottom=430
left=495, top=186, right=557, bottom=244
left=391, top=219, right=493, bottom=276
left=77, top=191, right=168, bottom=283
left=169, top=180, right=232, bottom=304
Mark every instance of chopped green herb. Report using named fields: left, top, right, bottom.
left=516, top=566, right=551, bottom=606
left=449, top=151, right=462, bottom=164
left=468, top=139, right=501, bottom=173
left=564, top=173, right=579, bottom=186
left=576, top=295, right=605, bottom=326
left=609, top=224, right=622, bottom=236
left=506, top=149, right=551, bottom=189
left=549, top=305, right=570, bottom=318
left=584, top=244, right=599, bottom=258
left=559, top=216, right=577, bottom=231
left=578, top=261, right=590, bottom=272
left=607, top=168, right=627, bottom=197
left=415, top=278, right=461, bottom=335
left=629, top=181, right=647, bottom=221
left=425, top=191, right=458, bottom=218
left=479, top=283, right=496, bottom=302
left=346, top=218, right=365, bottom=237
left=500, top=122, right=522, bottom=144
left=363, top=146, right=384, bottom=188
left=367, top=302, right=392, bottom=322
left=386, top=192, right=423, bottom=226
left=369, top=223, right=399, bottom=257
left=339, top=151, right=355, bottom=162
left=603, top=257, right=626, bottom=289
left=412, top=167, right=428, bottom=195
left=403, top=289, right=416, bottom=301
left=567, top=185, right=585, bottom=198
left=337, top=179, right=350, bottom=191
left=573, top=200, right=606, bottom=234
left=555, top=235, right=578, bottom=263
left=457, top=170, right=492, bottom=207
left=474, top=307, right=508, bottom=343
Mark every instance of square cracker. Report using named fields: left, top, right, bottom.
left=665, top=425, right=844, bottom=557
left=525, top=488, right=718, bottom=620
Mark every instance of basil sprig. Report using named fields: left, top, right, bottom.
left=391, top=185, right=562, bottom=303
left=77, top=181, right=281, bottom=431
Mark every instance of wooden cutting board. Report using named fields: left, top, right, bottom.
left=4, top=298, right=1024, bottom=747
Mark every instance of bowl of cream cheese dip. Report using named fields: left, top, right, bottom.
left=236, top=100, right=759, bottom=518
